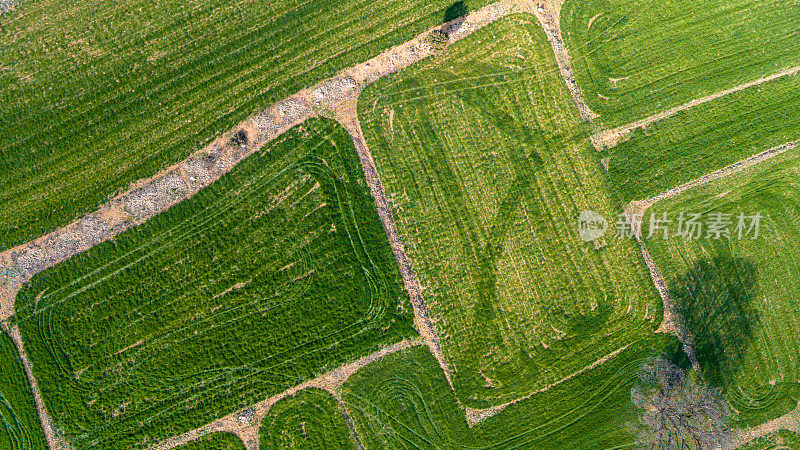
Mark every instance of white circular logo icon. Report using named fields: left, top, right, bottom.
left=578, top=210, right=608, bottom=242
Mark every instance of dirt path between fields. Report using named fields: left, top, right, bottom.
left=336, top=98, right=455, bottom=389
left=591, top=65, right=800, bottom=150
left=1, top=321, right=70, bottom=449
left=519, top=0, right=598, bottom=122
left=623, top=140, right=797, bottom=377
left=152, top=338, right=423, bottom=450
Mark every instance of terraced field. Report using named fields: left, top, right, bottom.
left=342, top=336, right=677, bottom=448
left=177, top=432, right=244, bottom=450
left=358, top=14, right=661, bottom=407
left=0, top=0, right=493, bottom=252
left=0, top=328, right=46, bottom=450
left=13, top=118, right=415, bottom=448
left=606, top=73, right=800, bottom=202
left=643, top=149, right=800, bottom=426
left=260, top=389, right=356, bottom=449
left=561, top=0, right=800, bottom=127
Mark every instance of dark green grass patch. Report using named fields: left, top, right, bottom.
left=0, top=0, right=493, bottom=251
left=0, top=327, right=47, bottom=450
left=561, top=0, right=800, bottom=127
left=178, top=432, right=244, bottom=450
left=260, top=389, right=357, bottom=449
left=13, top=118, right=415, bottom=448
left=606, top=73, right=800, bottom=203
left=358, top=14, right=660, bottom=408
left=642, top=149, right=800, bottom=426
left=342, top=335, right=679, bottom=449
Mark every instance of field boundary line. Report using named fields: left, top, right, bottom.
left=0, top=0, right=514, bottom=321
left=517, top=0, right=598, bottom=122
left=0, top=320, right=70, bottom=449
left=335, top=98, right=456, bottom=388
left=464, top=344, right=630, bottom=426
left=151, top=338, right=424, bottom=450
left=590, top=66, right=800, bottom=150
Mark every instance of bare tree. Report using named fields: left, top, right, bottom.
left=630, top=357, right=734, bottom=449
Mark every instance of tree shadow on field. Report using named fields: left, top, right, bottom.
left=670, top=254, right=761, bottom=388
left=444, top=1, right=468, bottom=32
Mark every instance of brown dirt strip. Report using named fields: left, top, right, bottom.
left=1, top=320, right=70, bottom=449
left=337, top=98, right=456, bottom=387
left=519, top=0, right=598, bottom=123
left=622, top=141, right=798, bottom=378
left=151, top=338, right=424, bottom=450
left=591, top=66, right=800, bottom=150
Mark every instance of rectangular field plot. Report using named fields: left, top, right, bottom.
left=643, top=149, right=800, bottom=426
left=342, top=336, right=675, bottom=448
left=0, top=0, right=493, bottom=252
left=607, top=73, right=800, bottom=203
left=561, top=0, right=800, bottom=127
left=358, top=14, right=660, bottom=407
left=0, top=329, right=47, bottom=450
left=13, top=118, right=414, bottom=448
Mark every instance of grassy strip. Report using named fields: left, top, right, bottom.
left=605, top=73, right=800, bottom=203
left=0, top=326, right=47, bottom=450
left=342, top=335, right=679, bottom=448
left=359, top=14, right=660, bottom=408
left=259, top=388, right=357, bottom=449
left=642, top=149, right=800, bottom=427
left=14, top=118, right=415, bottom=448
left=0, top=0, right=492, bottom=251
left=561, top=0, right=800, bottom=127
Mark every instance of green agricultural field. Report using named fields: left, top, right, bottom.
left=606, top=73, right=800, bottom=203
left=260, top=389, right=357, bottom=449
left=561, top=0, right=800, bottom=127
left=13, top=118, right=415, bottom=448
left=642, top=149, right=800, bottom=426
left=358, top=14, right=661, bottom=408
left=0, top=327, right=47, bottom=450
left=178, top=432, right=244, bottom=450
left=0, top=0, right=492, bottom=252
left=342, top=335, right=679, bottom=448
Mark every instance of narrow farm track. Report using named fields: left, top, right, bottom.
left=0, top=321, right=69, bottom=450
left=520, top=0, right=598, bottom=122
left=336, top=99, right=455, bottom=388
left=591, top=66, right=800, bottom=150
left=152, top=338, right=424, bottom=450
